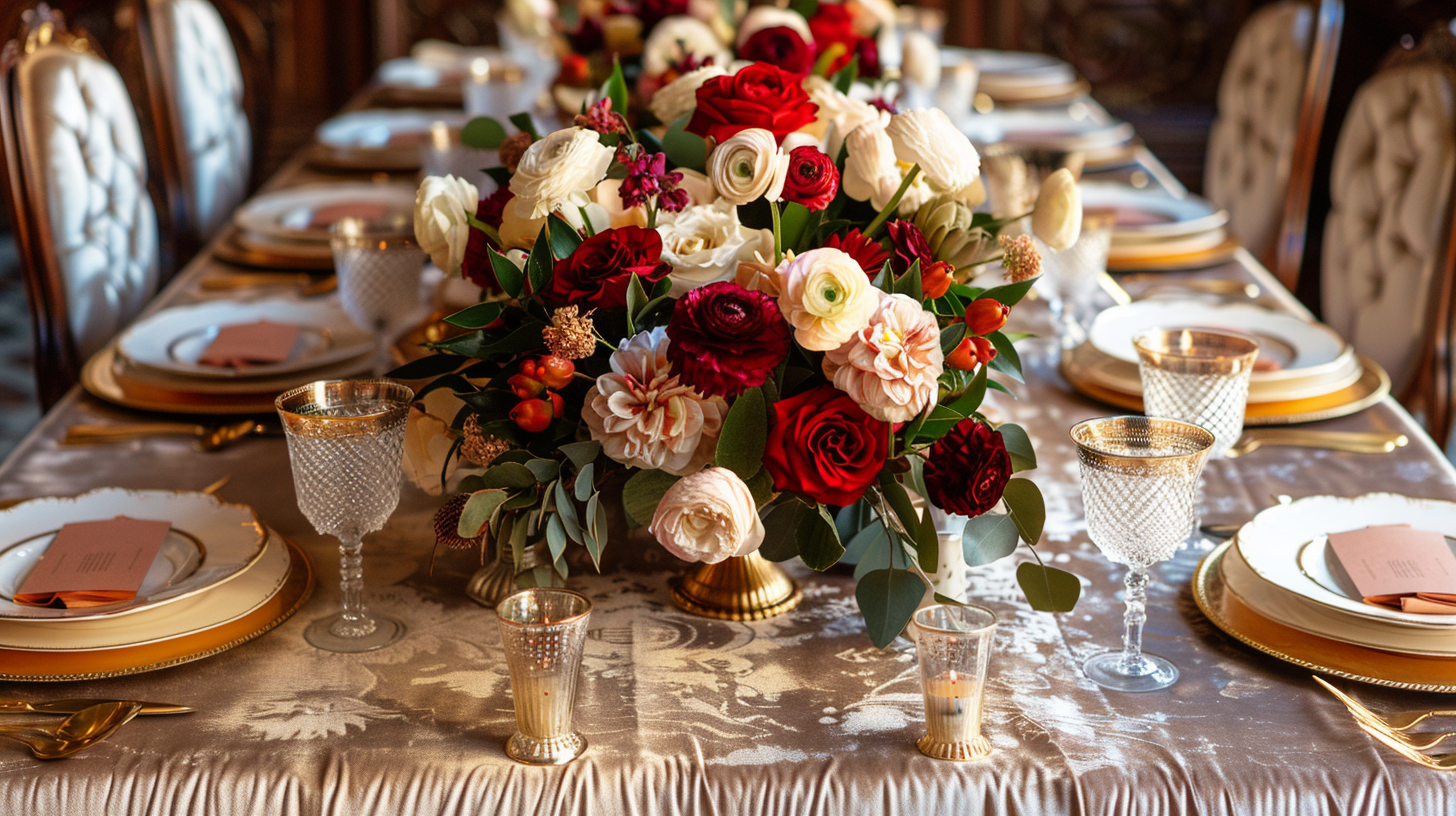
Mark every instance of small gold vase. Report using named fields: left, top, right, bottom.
left=669, top=552, right=803, bottom=621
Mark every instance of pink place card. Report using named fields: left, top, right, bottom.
left=308, top=202, right=389, bottom=228
left=14, top=516, right=172, bottom=608
left=197, top=320, right=301, bottom=368
left=1327, top=524, right=1456, bottom=614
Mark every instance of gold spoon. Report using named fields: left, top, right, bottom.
left=0, top=702, right=142, bottom=759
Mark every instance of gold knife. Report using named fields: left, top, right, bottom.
left=0, top=698, right=193, bottom=716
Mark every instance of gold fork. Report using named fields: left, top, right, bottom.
left=1314, top=676, right=1456, bottom=732
left=1356, top=721, right=1456, bottom=770
left=63, top=420, right=272, bottom=451
left=1224, top=430, right=1409, bottom=458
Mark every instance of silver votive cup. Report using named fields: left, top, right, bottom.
left=495, top=588, right=592, bottom=765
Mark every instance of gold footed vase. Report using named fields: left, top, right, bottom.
left=917, top=733, right=992, bottom=762
left=669, top=552, right=803, bottom=621
left=466, top=543, right=547, bottom=608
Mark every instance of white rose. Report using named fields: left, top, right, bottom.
left=841, top=118, right=934, bottom=215
left=777, top=247, right=880, bottom=351
left=649, top=467, right=766, bottom=564
left=642, top=16, right=730, bottom=77
left=707, top=128, right=788, bottom=205
left=658, top=199, right=766, bottom=296
left=402, top=389, right=464, bottom=495
left=509, top=127, right=616, bottom=220
left=413, top=175, right=479, bottom=275
left=735, top=6, right=813, bottom=48
left=648, top=64, right=727, bottom=125
left=1033, top=168, right=1083, bottom=252
left=885, top=108, right=980, bottom=193
left=803, top=75, right=887, bottom=159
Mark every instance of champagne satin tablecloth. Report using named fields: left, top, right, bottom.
left=2, top=106, right=1455, bottom=816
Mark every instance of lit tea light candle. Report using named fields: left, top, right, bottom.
left=923, top=669, right=983, bottom=747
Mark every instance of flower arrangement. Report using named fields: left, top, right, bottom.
left=403, top=46, right=1084, bottom=645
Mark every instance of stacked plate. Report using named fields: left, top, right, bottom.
left=1062, top=300, right=1391, bottom=424
left=227, top=181, right=417, bottom=267
left=1079, top=182, right=1238, bottom=270
left=0, top=489, right=312, bottom=681
left=950, top=48, right=1086, bottom=105
left=311, top=109, right=467, bottom=171
left=962, top=108, right=1134, bottom=169
left=83, top=299, right=375, bottom=414
left=1196, top=494, right=1456, bottom=691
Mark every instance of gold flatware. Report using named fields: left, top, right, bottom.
left=1356, top=721, right=1456, bottom=770
left=1314, top=676, right=1456, bottom=732
left=0, top=698, right=193, bottom=716
left=1097, top=272, right=1132, bottom=306
left=1121, top=275, right=1262, bottom=300
left=63, top=419, right=275, bottom=451
left=0, top=702, right=142, bottom=760
left=1224, top=430, right=1408, bottom=458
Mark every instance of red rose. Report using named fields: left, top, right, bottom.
left=808, top=2, right=878, bottom=75
left=542, top=225, right=671, bottom=310
left=924, top=420, right=1012, bottom=518
left=687, top=63, right=819, bottom=145
left=825, top=228, right=890, bottom=276
left=666, top=281, right=792, bottom=398
left=782, top=145, right=840, bottom=211
left=764, top=385, right=889, bottom=506
left=739, top=26, right=815, bottom=75
left=460, top=224, right=500, bottom=293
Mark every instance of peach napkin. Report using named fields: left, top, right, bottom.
left=14, top=516, right=172, bottom=608
left=308, top=203, right=389, bottom=227
left=197, top=320, right=301, bottom=368
left=1327, top=524, right=1456, bottom=614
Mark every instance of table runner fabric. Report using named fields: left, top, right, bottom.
left=2, top=104, right=1455, bottom=816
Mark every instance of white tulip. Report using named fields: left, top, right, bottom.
left=648, top=64, right=727, bottom=126
left=885, top=108, right=980, bottom=193
left=413, top=175, right=479, bottom=275
left=1032, top=168, right=1083, bottom=252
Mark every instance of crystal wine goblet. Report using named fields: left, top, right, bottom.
left=1070, top=416, right=1215, bottom=691
left=329, top=218, right=426, bottom=375
left=277, top=379, right=414, bottom=652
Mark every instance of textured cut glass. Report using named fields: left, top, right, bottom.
left=330, top=219, right=425, bottom=374
left=911, top=604, right=997, bottom=761
left=496, top=589, right=593, bottom=765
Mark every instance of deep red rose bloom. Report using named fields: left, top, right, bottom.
left=782, top=145, right=841, bottom=211
left=808, top=2, right=878, bottom=75
left=887, top=219, right=933, bottom=276
left=543, top=226, right=671, bottom=310
left=687, top=63, right=819, bottom=145
left=825, top=228, right=891, bottom=276
left=635, top=0, right=689, bottom=30
left=666, top=281, right=791, bottom=398
left=924, top=420, right=1013, bottom=518
left=739, top=26, right=815, bottom=75
left=764, top=385, right=889, bottom=506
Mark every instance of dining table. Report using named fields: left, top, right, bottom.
left=2, top=72, right=1455, bottom=816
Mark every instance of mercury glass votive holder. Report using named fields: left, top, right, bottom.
left=495, top=588, right=593, bottom=765
left=912, top=603, right=997, bottom=761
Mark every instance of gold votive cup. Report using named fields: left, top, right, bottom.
left=495, top=588, right=592, bottom=765
left=912, top=603, right=997, bottom=761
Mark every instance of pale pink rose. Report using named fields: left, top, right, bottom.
left=649, top=467, right=765, bottom=564
left=823, top=293, right=944, bottom=423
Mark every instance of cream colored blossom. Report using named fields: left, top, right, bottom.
left=733, top=231, right=785, bottom=297
left=584, top=328, right=727, bottom=475
left=899, top=29, right=942, bottom=91
left=823, top=293, right=944, bottom=423
left=413, top=175, right=479, bottom=275
left=1032, top=168, right=1083, bottom=252
left=842, top=119, right=934, bottom=215
left=708, top=128, right=789, bottom=205
left=648, top=64, right=727, bottom=125
left=403, top=389, right=464, bottom=495
left=675, top=168, right=718, bottom=207
left=499, top=200, right=609, bottom=250
left=509, top=127, right=615, bottom=220
left=590, top=178, right=650, bottom=229
left=642, top=16, right=730, bottom=77
left=658, top=199, right=767, bottom=296
left=802, top=75, right=886, bottom=159
left=777, top=247, right=880, bottom=351
left=649, top=467, right=765, bottom=564
left=885, top=108, right=980, bottom=194
left=735, top=6, right=813, bottom=48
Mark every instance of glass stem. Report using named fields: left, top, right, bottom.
left=336, top=535, right=377, bottom=638
left=1120, top=566, right=1150, bottom=675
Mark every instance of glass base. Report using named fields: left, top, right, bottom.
left=304, top=613, right=405, bottom=653
left=1083, top=651, right=1178, bottom=692
left=505, top=731, right=587, bottom=765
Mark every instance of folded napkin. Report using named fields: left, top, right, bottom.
left=13, top=516, right=172, bottom=608
left=1327, top=524, right=1456, bottom=614
left=308, top=203, right=389, bottom=228
left=197, top=320, right=301, bottom=368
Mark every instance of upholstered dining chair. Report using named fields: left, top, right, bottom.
left=1204, top=0, right=1343, bottom=291
left=1321, top=25, right=1456, bottom=448
left=0, top=4, right=161, bottom=409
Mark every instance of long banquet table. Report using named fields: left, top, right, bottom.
left=2, top=86, right=1456, bottom=816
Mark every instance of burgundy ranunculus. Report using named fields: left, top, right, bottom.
left=886, top=219, right=933, bottom=276
left=635, top=0, right=689, bottom=30
left=542, top=225, right=671, bottom=310
left=476, top=187, right=513, bottom=230
left=665, top=281, right=791, bottom=398
left=924, top=419, right=1013, bottom=518
left=782, top=145, right=840, bottom=211
left=460, top=226, right=498, bottom=292
left=825, top=228, right=890, bottom=276
left=763, top=384, right=889, bottom=506
left=739, top=26, right=815, bottom=75
left=687, top=63, right=819, bottom=146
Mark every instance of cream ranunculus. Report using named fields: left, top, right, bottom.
left=708, top=128, right=789, bottom=205
left=509, top=127, right=616, bottom=220
left=413, top=175, right=479, bottom=275
left=885, top=108, right=981, bottom=194
left=823, top=293, right=944, bottom=423
left=402, top=389, right=464, bottom=495
left=658, top=199, right=767, bottom=296
left=735, top=6, right=813, bottom=48
left=1032, top=168, right=1083, bottom=252
left=777, top=247, right=881, bottom=351
left=841, top=118, right=935, bottom=216
left=642, top=16, right=730, bottom=77
left=802, top=74, right=886, bottom=159
left=584, top=327, right=727, bottom=475
left=648, top=64, right=727, bottom=126
left=649, top=467, right=765, bottom=564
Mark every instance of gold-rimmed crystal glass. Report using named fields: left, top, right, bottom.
left=911, top=603, right=997, bottom=761
left=496, top=588, right=593, bottom=765
left=1071, top=416, right=1214, bottom=691
left=329, top=217, right=425, bottom=375
left=277, top=379, right=414, bottom=653
left=1134, top=329, right=1260, bottom=456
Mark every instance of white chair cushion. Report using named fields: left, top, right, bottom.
left=17, top=43, right=160, bottom=361
left=164, top=0, right=251, bottom=238
left=1204, top=2, right=1313, bottom=262
left=1322, top=63, right=1456, bottom=392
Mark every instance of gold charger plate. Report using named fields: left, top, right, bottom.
left=83, top=346, right=291, bottom=415
left=0, top=537, right=312, bottom=682
left=1062, top=352, right=1391, bottom=426
left=213, top=230, right=336, bottom=271
left=1194, top=541, right=1456, bottom=692
left=1107, top=235, right=1241, bottom=271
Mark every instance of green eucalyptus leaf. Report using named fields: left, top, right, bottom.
left=855, top=568, right=924, bottom=648
left=458, top=489, right=509, bottom=538
left=840, top=519, right=887, bottom=566
left=745, top=467, right=774, bottom=508
left=554, top=480, right=583, bottom=543
left=546, top=513, right=568, bottom=562
left=622, top=468, right=680, bottom=528
left=574, top=462, right=596, bottom=502
left=479, top=462, right=537, bottom=491
left=583, top=492, right=604, bottom=569
left=525, top=458, right=560, bottom=483
left=960, top=513, right=1019, bottom=566
left=1003, top=478, right=1045, bottom=544
left=795, top=504, right=845, bottom=571
left=559, top=440, right=602, bottom=470
left=443, top=302, right=504, bottom=330
left=1016, top=563, right=1081, bottom=612
left=759, top=501, right=805, bottom=562
left=998, top=423, right=1037, bottom=472
left=914, top=500, right=939, bottom=574
left=715, top=386, right=768, bottom=481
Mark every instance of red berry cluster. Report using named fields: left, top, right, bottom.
left=946, top=298, right=1011, bottom=371
left=507, top=356, right=575, bottom=433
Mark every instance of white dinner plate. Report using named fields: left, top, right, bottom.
left=1066, top=340, right=1364, bottom=404
left=961, top=109, right=1134, bottom=152
left=1106, top=229, right=1231, bottom=260
left=1236, top=493, right=1456, bottom=629
left=950, top=48, right=1077, bottom=90
left=0, top=489, right=267, bottom=621
left=233, top=182, right=418, bottom=243
left=0, top=528, right=291, bottom=650
left=313, top=109, right=468, bottom=171
left=1078, top=182, right=1229, bottom=241
left=117, top=299, right=375, bottom=380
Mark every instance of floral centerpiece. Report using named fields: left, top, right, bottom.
left=404, top=48, right=1083, bottom=645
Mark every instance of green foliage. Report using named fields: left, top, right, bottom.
left=582, top=492, right=605, bottom=569
left=622, top=469, right=681, bottom=528
left=479, top=462, right=538, bottom=491
left=961, top=513, right=1019, bottom=566
left=388, top=354, right=463, bottom=380
left=788, top=0, right=818, bottom=18
left=778, top=202, right=814, bottom=251
left=759, top=501, right=806, bottom=562
left=526, top=229, right=553, bottom=297
left=987, top=330, right=1024, bottom=383
left=547, top=215, right=583, bottom=260
left=554, top=480, right=583, bottom=543
left=795, top=505, right=845, bottom=571
left=715, top=386, right=768, bottom=482
left=831, top=55, right=859, bottom=94
left=458, top=489, right=509, bottom=538
left=508, top=112, right=540, bottom=140
left=488, top=249, right=524, bottom=298
left=894, top=259, right=922, bottom=300
left=664, top=115, right=707, bottom=172
left=856, top=568, right=925, bottom=648
left=1002, top=478, right=1045, bottom=544
left=1016, top=563, right=1081, bottom=612
left=938, top=322, right=966, bottom=355
left=979, top=278, right=1037, bottom=307
left=460, top=117, right=506, bottom=149
left=602, top=58, right=628, bottom=119
left=443, top=302, right=503, bottom=330
left=525, top=458, right=560, bottom=483
left=574, top=462, right=596, bottom=502
left=998, top=423, right=1037, bottom=472
left=559, top=440, right=601, bottom=469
